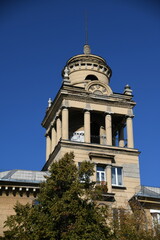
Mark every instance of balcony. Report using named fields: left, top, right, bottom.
left=69, top=131, right=127, bottom=147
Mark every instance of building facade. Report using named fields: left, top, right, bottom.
left=0, top=45, right=159, bottom=235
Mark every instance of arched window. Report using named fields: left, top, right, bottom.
left=85, top=75, right=98, bottom=81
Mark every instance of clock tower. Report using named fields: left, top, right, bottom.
left=41, top=45, right=140, bottom=208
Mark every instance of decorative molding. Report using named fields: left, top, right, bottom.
left=0, top=185, right=40, bottom=197
left=89, top=152, right=115, bottom=161
left=85, top=81, right=113, bottom=96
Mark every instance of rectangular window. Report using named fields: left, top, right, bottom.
left=112, top=167, right=123, bottom=186
left=150, top=210, right=160, bottom=225
left=96, top=165, right=106, bottom=183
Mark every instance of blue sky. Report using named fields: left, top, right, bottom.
left=0, top=0, right=160, bottom=187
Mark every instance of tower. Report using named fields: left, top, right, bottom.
left=41, top=45, right=140, bottom=207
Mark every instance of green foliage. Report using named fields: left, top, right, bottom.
left=91, top=182, right=108, bottom=201
left=3, top=152, right=160, bottom=240
left=3, top=152, right=111, bottom=240
left=111, top=207, right=160, bottom=240
left=78, top=160, right=94, bottom=184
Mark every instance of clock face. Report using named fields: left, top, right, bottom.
left=88, top=83, right=108, bottom=95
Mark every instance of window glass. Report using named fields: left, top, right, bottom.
left=117, top=168, right=122, bottom=185
left=111, top=167, right=116, bottom=185
left=97, top=172, right=100, bottom=182
left=96, top=165, right=106, bottom=182
left=112, top=167, right=122, bottom=186
left=101, top=172, right=105, bottom=181
left=97, top=166, right=105, bottom=171
left=157, top=213, right=160, bottom=224
left=150, top=210, right=160, bottom=225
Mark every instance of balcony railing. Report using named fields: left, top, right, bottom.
left=69, top=132, right=127, bottom=147
left=113, top=136, right=127, bottom=147
left=69, top=132, right=106, bottom=144
left=91, top=135, right=106, bottom=144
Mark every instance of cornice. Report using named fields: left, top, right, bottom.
left=42, top=140, right=140, bottom=171
left=0, top=182, right=40, bottom=197
left=42, top=85, right=136, bottom=129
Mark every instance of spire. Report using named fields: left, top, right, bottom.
left=83, top=11, right=91, bottom=55
left=85, top=10, right=88, bottom=45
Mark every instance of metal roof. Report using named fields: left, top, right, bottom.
left=0, top=170, right=50, bottom=184
left=135, top=186, right=160, bottom=199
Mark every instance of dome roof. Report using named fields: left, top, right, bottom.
left=62, top=45, right=112, bottom=88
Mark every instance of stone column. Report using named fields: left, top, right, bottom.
left=62, top=107, right=69, bottom=140
left=119, top=126, right=125, bottom=147
left=105, top=113, right=112, bottom=145
left=46, top=134, right=51, bottom=161
left=56, top=117, right=62, bottom=143
left=92, top=164, right=97, bottom=182
left=106, top=165, right=112, bottom=193
left=84, top=110, right=91, bottom=143
left=126, top=116, right=134, bottom=148
left=51, top=126, right=57, bottom=151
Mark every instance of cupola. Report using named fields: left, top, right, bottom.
left=62, top=45, right=112, bottom=88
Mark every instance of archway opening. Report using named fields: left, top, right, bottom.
left=91, top=122, right=100, bottom=144
left=85, top=74, right=98, bottom=81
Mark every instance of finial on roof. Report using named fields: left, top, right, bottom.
left=83, top=44, right=91, bottom=55
left=63, top=66, right=71, bottom=85
left=48, top=98, right=52, bottom=107
left=64, top=66, right=69, bottom=78
left=124, top=84, right=133, bottom=95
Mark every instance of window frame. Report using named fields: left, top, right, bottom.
left=78, top=162, right=91, bottom=183
left=96, top=165, right=106, bottom=183
left=111, top=166, right=123, bottom=187
left=150, top=209, right=160, bottom=225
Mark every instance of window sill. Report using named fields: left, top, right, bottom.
left=112, top=185, right=126, bottom=190
left=101, top=192, right=115, bottom=202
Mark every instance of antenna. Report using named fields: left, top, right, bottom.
left=85, top=10, right=88, bottom=45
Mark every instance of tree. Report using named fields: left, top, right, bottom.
left=3, top=152, right=111, bottom=240
left=3, top=152, right=160, bottom=240
left=111, top=205, right=160, bottom=240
